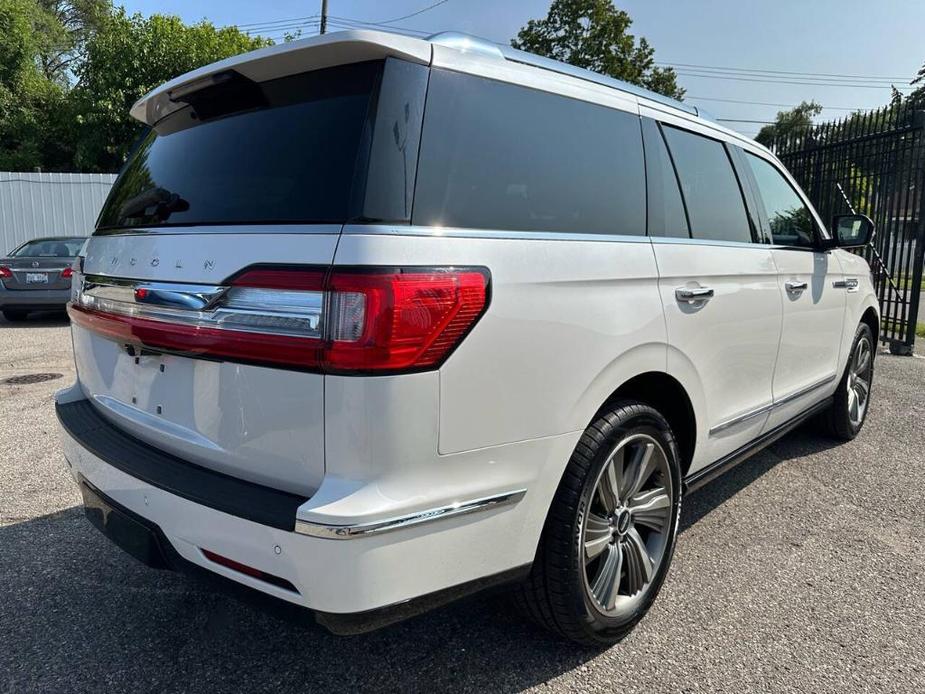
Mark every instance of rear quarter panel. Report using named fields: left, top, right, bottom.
left=334, top=227, right=668, bottom=454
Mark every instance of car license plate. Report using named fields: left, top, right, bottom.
left=25, top=272, right=48, bottom=284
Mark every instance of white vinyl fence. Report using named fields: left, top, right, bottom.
left=0, top=172, right=116, bottom=254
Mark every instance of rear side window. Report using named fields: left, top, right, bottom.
left=97, top=61, right=381, bottom=230
left=745, top=153, right=818, bottom=247
left=661, top=126, right=752, bottom=244
left=413, top=70, right=645, bottom=236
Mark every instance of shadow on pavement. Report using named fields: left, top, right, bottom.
left=0, top=427, right=845, bottom=693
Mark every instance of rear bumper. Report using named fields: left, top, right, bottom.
left=55, top=385, right=578, bottom=624
left=0, top=286, right=70, bottom=309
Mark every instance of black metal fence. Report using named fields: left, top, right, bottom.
left=769, top=101, right=925, bottom=354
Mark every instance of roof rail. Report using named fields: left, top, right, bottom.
left=427, top=32, right=701, bottom=119
left=428, top=32, right=505, bottom=59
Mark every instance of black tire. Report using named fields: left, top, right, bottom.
left=2, top=309, right=28, bottom=322
left=818, top=322, right=875, bottom=440
left=514, top=401, right=682, bottom=646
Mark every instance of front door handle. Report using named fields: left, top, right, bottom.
left=833, top=278, right=859, bottom=291
left=785, top=280, right=808, bottom=293
left=675, top=286, right=714, bottom=304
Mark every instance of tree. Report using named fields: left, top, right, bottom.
left=511, top=0, right=683, bottom=100
left=0, top=1, right=271, bottom=172
left=0, top=0, right=77, bottom=170
left=755, top=101, right=822, bottom=147
left=72, top=9, right=270, bottom=171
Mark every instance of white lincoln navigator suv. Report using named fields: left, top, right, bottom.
left=56, top=30, right=879, bottom=645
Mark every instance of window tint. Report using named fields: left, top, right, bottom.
left=642, top=118, right=689, bottom=238
left=661, top=126, right=752, bottom=243
left=745, top=153, right=817, bottom=247
left=97, top=62, right=380, bottom=230
left=12, top=238, right=83, bottom=257
left=413, top=69, right=645, bottom=235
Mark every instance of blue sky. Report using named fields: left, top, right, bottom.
left=119, top=1, right=925, bottom=137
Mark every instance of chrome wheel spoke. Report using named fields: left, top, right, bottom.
left=590, top=543, right=624, bottom=610
left=584, top=513, right=612, bottom=563
left=622, top=528, right=654, bottom=596
left=629, top=487, right=671, bottom=532
left=623, top=442, right=657, bottom=499
left=855, top=377, right=869, bottom=402
left=597, top=452, right=623, bottom=511
left=855, top=346, right=871, bottom=376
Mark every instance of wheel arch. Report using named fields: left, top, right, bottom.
left=592, top=371, right=697, bottom=477
left=860, top=305, right=880, bottom=342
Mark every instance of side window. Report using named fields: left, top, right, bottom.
left=661, top=125, right=753, bottom=244
left=642, top=118, right=690, bottom=238
left=412, top=69, right=646, bottom=235
left=745, top=153, right=818, bottom=248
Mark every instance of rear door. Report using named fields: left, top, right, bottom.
left=70, top=59, right=418, bottom=496
left=645, top=116, right=783, bottom=470
left=739, top=150, right=846, bottom=429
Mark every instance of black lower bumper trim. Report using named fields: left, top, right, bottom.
left=57, top=399, right=309, bottom=531
left=80, top=478, right=172, bottom=569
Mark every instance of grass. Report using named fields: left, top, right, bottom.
left=894, top=274, right=925, bottom=293
left=882, top=317, right=925, bottom=338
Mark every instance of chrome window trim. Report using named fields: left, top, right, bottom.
left=649, top=236, right=765, bottom=250
left=295, top=489, right=527, bottom=539
left=709, top=374, right=837, bottom=436
left=341, top=225, right=651, bottom=244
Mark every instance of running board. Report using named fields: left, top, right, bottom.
left=683, top=396, right=833, bottom=494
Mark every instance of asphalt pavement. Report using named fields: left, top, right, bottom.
left=1, top=312, right=923, bottom=693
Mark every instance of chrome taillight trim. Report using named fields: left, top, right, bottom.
left=75, top=275, right=326, bottom=340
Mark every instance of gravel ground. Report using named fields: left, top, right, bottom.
left=1, top=313, right=923, bottom=693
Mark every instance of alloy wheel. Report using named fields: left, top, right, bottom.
left=847, top=335, right=872, bottom=428
left=582, top=433, right=674, bottom=618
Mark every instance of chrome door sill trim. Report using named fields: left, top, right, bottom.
left=774, top=373, right=837, bottom=408
left=295, top=489, right=527, bottom=539
left=709, top=374, right=837, bottom=436
left=710, top=403, right=774, bottom=436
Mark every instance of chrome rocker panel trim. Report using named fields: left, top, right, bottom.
left=709, top=373, right=837, bottom=436
left=295, top=489, right=527, bottom=539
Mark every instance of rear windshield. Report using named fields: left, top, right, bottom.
left=11, top=238, right=84, bottom=257
left=96, top=61, right=381, bottom=231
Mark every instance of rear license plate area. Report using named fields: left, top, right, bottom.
left=26, top=272, right=48, bottom=284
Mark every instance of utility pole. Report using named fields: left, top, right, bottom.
left=320, top=0, right=328, bottom=34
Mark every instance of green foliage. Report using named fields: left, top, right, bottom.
left=755, top=101, right=822, bottom=147
left=0, top=0, right=270, bottom=172
left=511, top=0, right=683, bottom=100
left=72, top=9, right=269, bottom=171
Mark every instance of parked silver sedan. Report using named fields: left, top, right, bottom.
left=0, top=237, right=84, bottom=321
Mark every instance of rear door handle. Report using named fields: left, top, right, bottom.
left=675, top=287, right=714, bottom=304
left=785, top=280, right=808, bottom=293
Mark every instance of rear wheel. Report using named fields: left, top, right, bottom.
left=515, top=401, right=682, bottom=646
left=2, top=310, right=28, bottom=322
left=819, top=322, right=874, bottom=440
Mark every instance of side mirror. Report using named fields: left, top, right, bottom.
left=830, top=214, right=874, bottom=248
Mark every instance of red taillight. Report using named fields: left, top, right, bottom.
left=68, top=266, right=490, bottom=374
left=60, top=266, right=73, bottom=279
left=0, top=266, right=11, bottom=279
left=322, top=269, right=489, bottom=372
